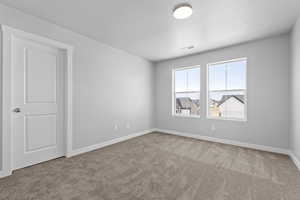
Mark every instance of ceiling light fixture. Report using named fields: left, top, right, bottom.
left=173, top=3, right=193, bottom=19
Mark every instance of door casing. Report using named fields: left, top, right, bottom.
left=1, top=25, right=74, bottom=177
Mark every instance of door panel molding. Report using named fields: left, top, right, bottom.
left=1, top=25, right=74, bottom=177
left=24, top=114, right=57, bottom=153
left=24, top=47, right=58, bottom=104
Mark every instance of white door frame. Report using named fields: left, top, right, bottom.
left=1, top=25, right=74, bottom=178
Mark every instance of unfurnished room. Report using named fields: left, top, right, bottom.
left=0, top=0, right=300, bottom=199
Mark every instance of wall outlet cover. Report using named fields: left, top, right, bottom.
left=211, top=124, right=216, bottom=131
left=114, top=125, right=119, bottom=130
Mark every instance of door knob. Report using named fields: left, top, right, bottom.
left=13, top=108, right=21, bottom=113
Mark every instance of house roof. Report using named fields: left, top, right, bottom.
left=176, top=97, right=194, bottom=109
left=218, top=95, right=245, bottom=106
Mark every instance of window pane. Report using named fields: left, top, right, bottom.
left=209, top=64, right=226, bottom=91
left=227, top=60, right=246, bottom=90
left=175, top=70, right=187, bottom=92
left=208, top=90, right=245, bottom=119
left=186, top=68, right=200, bottom=91
left=174, top=67, right=200, bottom=117
left=208, top=59, right=246, bottom=120
left=176, top=92, right=200, bottom=116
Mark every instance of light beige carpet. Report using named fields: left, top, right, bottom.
left=0, top=132, right=299, bottom=200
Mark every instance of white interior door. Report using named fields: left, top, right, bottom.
left=11, top=35, right=65, bottom=170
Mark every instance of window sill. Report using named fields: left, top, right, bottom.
left=207, top=116, right=247, bottom=122
left=172, top=114, right=201, bottom=119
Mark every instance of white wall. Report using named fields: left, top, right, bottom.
left=291, top=17, right=300, bottom=160
left=155, top=34, right=290, bottom=149
left=0, top=4, right=155, bottom=169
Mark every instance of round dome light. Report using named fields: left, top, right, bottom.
left=173, top=4, right=193, bottom=19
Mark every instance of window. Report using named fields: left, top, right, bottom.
left=173, top=66, right=201, bottom=117
left=207, top=58, right=247, bottom=120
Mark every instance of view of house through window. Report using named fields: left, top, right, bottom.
left=174, top=67, right=200, bottom=117
left=208, top=58, right=247, bottom=120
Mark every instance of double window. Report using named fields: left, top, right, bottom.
left=173, top=58, right=247, bottom=121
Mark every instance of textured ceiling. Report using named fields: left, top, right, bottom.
left=1, top=0, right=300, bottom=61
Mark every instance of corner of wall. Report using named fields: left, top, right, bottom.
left=290, top=16, right=300, bottom=163
left=152, top=62, right=158, bottom=129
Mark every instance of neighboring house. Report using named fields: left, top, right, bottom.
left=177, top=95, right=244, bottom=118
left=209, top=99, right=220, bottom=117
left=176, top=97, right=200, bottom=116
left=218, top=95, right=245, bottom=119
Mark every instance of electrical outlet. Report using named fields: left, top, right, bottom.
left=211, top=124, right=216, bottom=131
left=114, top=124, right=119, bottom=131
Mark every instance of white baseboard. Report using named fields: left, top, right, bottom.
left=0, top=170, right=12, bottom=179
left=154, top=128, right=290, bottom=155
left=289, top=152, right=300, bottom=170
left=68, top=129, right=155, bottom=157
left=0, top=171, right=5, bottom=178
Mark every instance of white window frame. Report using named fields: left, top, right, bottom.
left=172, top=65, right=201, bottom=118
left=206, top=58, right=248, bottom=122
